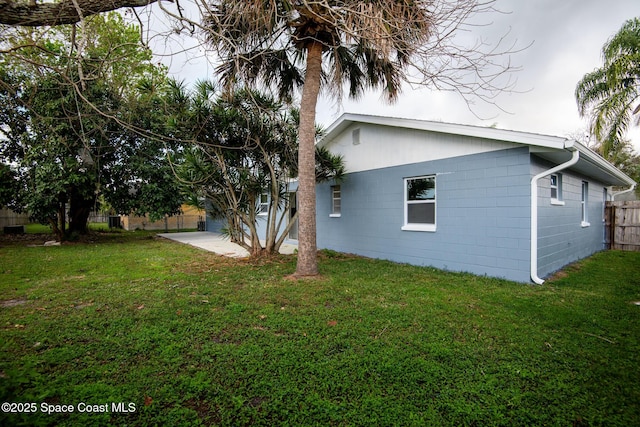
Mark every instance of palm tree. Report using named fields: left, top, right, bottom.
left=203, top=0, right=513, bottom=277
left=576, top=17, right=640, bottom=159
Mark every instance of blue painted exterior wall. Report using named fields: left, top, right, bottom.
left=533, top=156, right=608, bottom=278
left=316, top=147, right=533, bottom=283
left=254, top=181, right=299, bottom=242
left=204, top=200, right=225, bottom=233
left=204, top=181, right=298, bottom=242
left=254, top=206, right=292, bottom=241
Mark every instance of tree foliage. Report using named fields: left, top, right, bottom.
left=607, top=140, right=640, bottom=188
left=0, top=13, right=182, bottom=239
left=176, top=84, right=345, bottom=256
left=0, top=163, right=18, bottom=208
left=203, top=0, right=516, bottom=102
left=576, top=17, right=640, bottom=159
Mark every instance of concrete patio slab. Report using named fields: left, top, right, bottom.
left=158, top=232, right=297, bottom=257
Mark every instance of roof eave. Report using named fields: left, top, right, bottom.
left=574, top=141, right=636, bottom=187
left=319, top=113, right=569, bottom=150
left=319, top=113, right=636, bottom=187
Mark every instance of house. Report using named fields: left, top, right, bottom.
left=314, top=113, right=636, bottom=283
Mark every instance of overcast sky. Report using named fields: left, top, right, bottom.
left=154, top=0, right=640, bottom=150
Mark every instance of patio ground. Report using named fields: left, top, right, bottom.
left=158, top=231, right=297, bottom=257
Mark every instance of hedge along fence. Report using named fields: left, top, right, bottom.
left=605, top=201, right=640, bottom=251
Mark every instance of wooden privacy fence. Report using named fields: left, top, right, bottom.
left=605, top=201, right=640, bottom=251
left=0, top=208, right=29, bottom=229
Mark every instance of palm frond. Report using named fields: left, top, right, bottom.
left=576, top=17, right=640, bottom=159
left=202, top=0, right=450, bottom=104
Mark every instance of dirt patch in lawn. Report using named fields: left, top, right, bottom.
left=0, top=298, right=28, bottom=308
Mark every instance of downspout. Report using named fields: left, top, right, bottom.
left=612, top=183, right=636, bottom=200
left=530, top=146, right=580, bottom=284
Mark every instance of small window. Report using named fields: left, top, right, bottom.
left=402, top=175, right=436, bottom=232
left=581, top=181, right=590, bottom=227
left=330, top=185, right=341, bottom=217
left=258, top=193, right=268, bottom=215
left=550, top=174, right=564, bottom=205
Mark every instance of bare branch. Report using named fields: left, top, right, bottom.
left=0, top=0, right=163, bottom=26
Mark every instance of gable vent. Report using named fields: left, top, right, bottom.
left=352, top=128, right=360, bottom=145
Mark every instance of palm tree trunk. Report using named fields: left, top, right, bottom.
left=295, top=41, right=323, bottom=277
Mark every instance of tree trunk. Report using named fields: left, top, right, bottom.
left=295, top=41, right=323, bottom=277
left=50, top=197, right=66, bottom=241
left=67, top=193, right=92, bottom=235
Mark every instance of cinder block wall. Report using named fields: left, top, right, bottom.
left=534, top=157, right=607, bottom=278
left=316, top=147, right=532, bottom=283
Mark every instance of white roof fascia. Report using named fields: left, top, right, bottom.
left=573, top=141, right=636, bottom=186
left=319, top=113, right=568, bottom=150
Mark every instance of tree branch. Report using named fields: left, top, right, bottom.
left=0, top=0, right=163, bottom=26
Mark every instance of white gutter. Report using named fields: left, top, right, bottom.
left=612, top=183, right=637, bottom=200
left=530, top=146, right=580, bottom=284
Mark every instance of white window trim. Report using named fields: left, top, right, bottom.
left=402, top=175, right=436, bottom=233
left=401, top=223, right=437, bottom=232
left=330, top=185, right=341, bottom=217
left=258, top=193, right=269, bottom=216
left=550, top=173, right=565, bottom=205
left=581, top=181, right=590, bottom=227
left=602, top=188, right=608, bottom=225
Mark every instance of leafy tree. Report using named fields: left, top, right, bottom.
left=586, top=137, right=640, bottom=196
left=103, top=77, right=185, bottom=222
left=576, top=18, right=640, bottom=159
left=0, top=13, right=182, bottom=239
left=177, top=84, right=344, bottom=256
left=1, top=62, right=122, bottom=238
left=0, top=163, right=18, bottom=209
left=607, top=140, right=640, bottom=187
left=203, top=0, right=517, bottom=276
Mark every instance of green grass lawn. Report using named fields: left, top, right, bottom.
left=1, top=232, right=639, bottom=426
left=19, top=223, right=115, bottom=234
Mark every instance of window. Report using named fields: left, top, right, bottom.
left=258, top=193, right=268, bottom=215
left=550, top=174, right=564, bottom=205
left=330, top=185, right=341, bottom=217
left=581, top=181, right=590, bottom=227
left=402, top=175, right=436, bottom=232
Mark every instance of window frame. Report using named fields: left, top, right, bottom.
left=330, top=185, right=341, bottom=217
left=402, top=175, right=437, bottom=232
left=550, top=173, right=565, bottom=205
left=581, top=181, right=590, bottom=227
left=258, top=193, right=269, bottom=216
left=602, top=187, right=608, bottom=224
